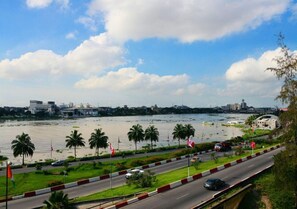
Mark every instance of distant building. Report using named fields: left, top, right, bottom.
left=240, top=99, right=247, bottom=110
left=253, top=114, right=280, bottom=130
left=29, top=100, right=56, bottom=115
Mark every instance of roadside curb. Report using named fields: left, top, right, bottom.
left=0, top=149, right=213, bottom=203
left=102, top=145, right=281, bottom=209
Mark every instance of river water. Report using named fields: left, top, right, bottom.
left=0, top=113, right=250, bottom=164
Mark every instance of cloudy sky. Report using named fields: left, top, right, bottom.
left=1, top=0, right=296, bottom=108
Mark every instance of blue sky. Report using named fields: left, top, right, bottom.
left=1, top=0, right=297, bottom=108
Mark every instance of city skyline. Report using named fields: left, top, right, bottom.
left=1, top=1, right=296, bottom=108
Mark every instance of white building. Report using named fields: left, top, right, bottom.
left=253, top=114, right=280, bottom=130
left=29, top=100, right=56, bottom=114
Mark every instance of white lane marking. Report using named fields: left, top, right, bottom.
left=247, top=164, right=254, bottom=168
left=176, top=193, right=189, bottom=200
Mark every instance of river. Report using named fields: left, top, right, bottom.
left=0, top=113, right=250, bottom=164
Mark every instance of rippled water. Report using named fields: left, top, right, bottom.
left=0, top=113, right=250, bottom=164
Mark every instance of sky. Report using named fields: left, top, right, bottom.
left=1, top=0, right=297, bottom=108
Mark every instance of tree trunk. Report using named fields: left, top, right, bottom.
left=22, top=154, right=25, bottom=165
left=135, top=141, right=137, bottom=151
left=74, top=146, right=76, bottom=159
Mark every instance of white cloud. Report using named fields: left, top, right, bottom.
left=0, top=33, right=125, bottom=79
left=74, top=67, right=209, bottom=106
left=26, top=0, right=53, bottom=8
left=225, top=49, right=280, bottom=82
left=26, top=0, right=69, bottom=9
left=77, top=17, right=98, bottom=31
left=75, top=67, right=189, bottom=92
left=222, top=48, right=282, bottom=99
left=87, top=0, right=289, bottom=42
left=65, top=32, right=77, bottom=40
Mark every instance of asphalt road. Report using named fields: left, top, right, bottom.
left=0, top=150, right=223, bottom=209
left=122, top=148, right=280, bottom=209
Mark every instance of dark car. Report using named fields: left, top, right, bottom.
left=51, top=160, right=65, bottom=166
left=204, top=178, right=225, bottom=190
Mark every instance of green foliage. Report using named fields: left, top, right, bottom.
left=234, top=146, right=245, bottom=156
left=115, top=163, right=127, bottom=171
left=65, top=130, right=85, bottom=159
left=130, top=159, right=145, bottom=167
left=126, top=170, right=157, bottom=188
left=194, top=142, right=216, bottom=152
left=128, top=124, right=145, bottom=151
left=0, top=155, right=8, bottom=161
left=245, top=114, right=260, bottom=126
left=43, top=191, right=73, bottom=209
left=255, top=172, right=295, bottom=209
left=211, top=153, right=219, bottom=163
left=11, top=132, right=35, bottom=165
left=36, top=163, right=42, bottom=171
left=144, top=125, right=159, bottom=149
left=88, top=128, right=108, bottom=156
left=192, top=161, right=200, bottom=170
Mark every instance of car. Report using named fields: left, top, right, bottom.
left=204, top=178, right=226, bottom=190
left=51, top=160, right=65, bottom=166
left=214, top=141, right=232, bottom=152
left=190, top=156, right=202, bottom=163
left=125, top=168, right=144, bottom=179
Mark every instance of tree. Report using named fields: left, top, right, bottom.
left=65, top=130, right=85, bottom=159
left=128, top=124, right=144, bottom=151
left=267, top=34, right=297, bottom=208
left=145, top=125, right=159, bottom=149
left=184, top=124, right=195, bottom=139
left=11, top=132, right=35, bottom=165
left=43, top=191, right=72, bottom=209
left=172, top=124, right=186, bottom=147
left=89, top=128, right=108, bottom=156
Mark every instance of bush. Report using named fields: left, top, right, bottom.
left=36, top=163, right=42, bottom=171
left=43, top=170, right=52, bottom=175
left=144, top=156, right=165, bottom=164
left=115, top=163, right=128, bottom=171
left=47, top=180, right=64, bottom=187
left=126, top=170, right=157, bottom=188
left=130, top=159, right=145, bottom=167
left=102, top=169, right=111, bottom=174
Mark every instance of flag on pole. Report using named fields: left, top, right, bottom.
left=187, top=138, right=195, bottom=148
left=251, top=141, right=256, bottom=149
left=109, top=143, right=115, bottom=156
left=7, top=164, right=15, bottom=188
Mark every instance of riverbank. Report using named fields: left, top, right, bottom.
left=0, top=114, right=250, bottom=164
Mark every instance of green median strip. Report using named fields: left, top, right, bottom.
left=73, top=145, right=277, bottom=203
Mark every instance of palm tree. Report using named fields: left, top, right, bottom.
left=43, top=191, right=72, bottom=209
left=89, top=128, right=108, bottom=156
left=184, top=124, right=195, bottom=139
left=172, top=124, right=185, bottom=147
left=145, top=125, right=159, bottom=149
left=11, top=132, right=35, bottom=165
left=65, top=130, right=85, bottom=159
left=127, top=124, right=144, bottom=151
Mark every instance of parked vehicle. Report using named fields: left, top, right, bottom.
left=125, top=168, right=144, bottom=179
left=51, top=160, right=65, bottom=166
left=214, top=141, right=232, bottom=152
left=204, top=178, right=226, bottom=190
left=190, top=156, right=202, bottom=163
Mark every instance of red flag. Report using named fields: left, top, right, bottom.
left=7, top=164, right=15, bottom=187
left=109, top=143, right=115, bottom=156
left=251, top=141, right=256, bottom=149
left=187, top=138, right=195, bottom=148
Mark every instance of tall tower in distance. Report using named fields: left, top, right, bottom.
left=240, top=99, right=247, bottom=110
